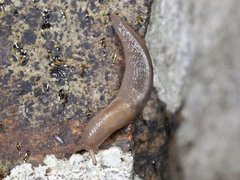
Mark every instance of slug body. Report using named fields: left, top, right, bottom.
left=74, top=14, right=153, bottom=165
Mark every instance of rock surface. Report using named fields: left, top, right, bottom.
left=145, top=0, right=191, bottom=112
left=146, top=0, right=240, bottom=180
left=133, top=91, right=171, bottom=180
left=177, top=0, right=240, bottom=180
left=4, top=147, right=133, bottom=180
left=1, top=0, right=171, bottom=179
left=4, top=0, right=239, bottom=179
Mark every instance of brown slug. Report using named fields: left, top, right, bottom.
left=73, top=14, right=153, bottom=165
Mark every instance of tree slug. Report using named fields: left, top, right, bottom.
left=73, top=14, right=153, bottom=165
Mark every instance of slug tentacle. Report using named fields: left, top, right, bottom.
left=74, top=14, right=153, bottom=165
left=89, top=149, right=97, bottom=165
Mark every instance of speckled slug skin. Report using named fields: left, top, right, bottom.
left=73, top=14, right=153, bottom=165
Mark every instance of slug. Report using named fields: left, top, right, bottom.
left=73, top=14, right=153, bottom=165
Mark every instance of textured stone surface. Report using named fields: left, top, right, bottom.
left=177, top=0, right=240, bottom=180
left=133, top=90, right=171, bottom=180
left=145, top=0, right=192, bottom=112
left=1, top=0, right=173, bottom=179
left=4, top=147, right=133, bottom=180
left=146, top=0, right=240, bottom=180
left=0, top=0, right=158, bottom=178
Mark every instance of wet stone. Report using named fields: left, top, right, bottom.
left=130, top=0, right=137, bottom=4
left=2, top=73, right=11, bottom=85
left=50, top=65, right=72, bottom=79
left=4, top=14, right=14, bottom=24
left=33, top=87, right=43, bottom=97
left=79, top=15, right=93, bottom=29
left=56, top=78, right=65, bottom=86
left=0, top=0, right=157, bottom=178
left=24, top=8, right=41, bottom=28
left=4, top=0, right=12, bottom=5
left=21, top=30, right=37, bottom=45
left=41, top=31, right=53, bottom=40
left=13, top=9, right=18, bottom=17
left=17, top=81, right=32, bottom=96
left=105, top=25, right=115, bottom=37
left=18, top=71, right=24, bottom=78
left=81, top=42, right=91, bottom=49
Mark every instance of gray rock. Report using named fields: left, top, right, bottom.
left=146, top=0, right=192, bottom=112
left=0, top=0, right=154, bottom=177
left=147, top=0, right=240, bottom=179
left=4, top=147, right=133, bottom=180
left=177, top=0, right=240, bottom=179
